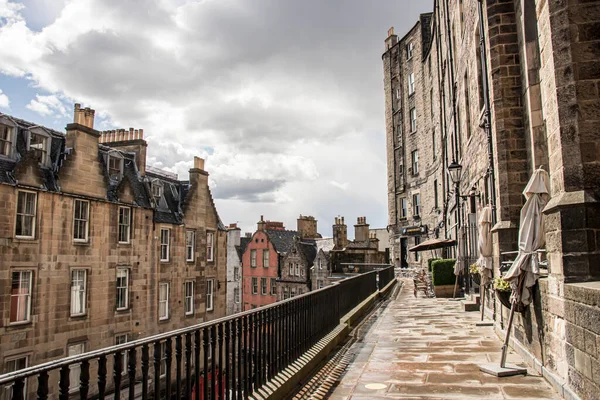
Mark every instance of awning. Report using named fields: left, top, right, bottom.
left=408, top=238, right=456, bottom=252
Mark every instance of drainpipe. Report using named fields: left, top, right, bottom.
left=477, top=0, right=497, bottom=226
left=434, top=0, right=450, bottom=241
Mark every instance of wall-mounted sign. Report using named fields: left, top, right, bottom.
left=401, top=225, right=428, bottom=236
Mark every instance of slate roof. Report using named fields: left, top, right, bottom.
left=265, top=229, right=299, bottom=254
left=236, top=237, right=252, bottom=261
left=298, top=241, right=316, bottom=262
left=0, top=111, right=222, bottom=229
left=346, top=240, right=378, bottom=250
left=420, top=12, right=434, bottom=61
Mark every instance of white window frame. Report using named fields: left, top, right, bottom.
left=28, top=129, right=50, bottom=166
left=250, top=249, right=257, bottom=267
left=151, top=181, right=163, bottom=201
left=400, top=198, right=408, bottom=218
left=283, top=287, right=289, bottom=300
left=234, top=266, right=240, bottom=281
left=159, top=282, right=170, bottom=320
left=261, top=278, right=267, bottom=295
left=410, top=107, right=417, bottom=132
left=3, top=356, right=28, bottom=400
left=408, top=73, right=415, bottom=95
left=290, top=288, right=296, bottom=298
left=107, top=153, right=124, bottom=182
left=115, top=334, right=129, bottom=375
left=295, top=263, right=299, bottom=276
left=70, top=269, right=87, bottom=317
left=251, top=277, right=258, bottom=295
left=118, top=207, right=131, bottom=244
left=206, top=279, right=214, bottom=311
left=68, top=343, right=85, bottom=393
left=319, top=258, right=322, bottom=270
left=10, top=270, right=32, bottom=324
left=73, top=199, right=90, bottom=242
left=406, top=42, right=414, bottom=60
left=116, top=268, right=129, bottom=310
left=184, top=281, right=194, bottom=315
left=289, top=262, right=293, bottom=275
left=270, top=278, right=277, bottom=295
left=160, top=228, right=170, bottom=262
left=15, top=190, right=37, bottom=239
left=262, top=249, right=269, bottom=268
left=234, top=287, right=240, bottom=303
left=186, top=230, right=195, bottom=262
left=412, top=150, right=419, bottom=174
left=206, top=232, right=214, bottom=262
left=0, top=123, right=14, bottom=158
left=413, top=193, right=421, bottom=217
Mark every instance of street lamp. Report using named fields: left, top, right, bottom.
left=448, top=161, right=463, bottom=185
left=447, top=160, right=470, bottom=295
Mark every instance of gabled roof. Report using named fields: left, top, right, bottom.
left=315, top=238, right=335, bottom=255
left=298, top=241, right=317, bottom=264
left=265, top=229, right=299, bottom=254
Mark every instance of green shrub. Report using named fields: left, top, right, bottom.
left=427, top=258, right=441, bottom=272
left=431, top=259, right=457, bottom=286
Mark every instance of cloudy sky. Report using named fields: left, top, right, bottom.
left=0, top=0, right=430, bottom=237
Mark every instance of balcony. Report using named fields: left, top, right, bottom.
left=0, top=268, right=396, bottom=400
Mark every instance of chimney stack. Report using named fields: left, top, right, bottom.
left=354, top=216, right=370, bottom=242
left=99, top=126, right=147, bottom=175
left=333, top=215, right=348, bottom=250
left=73, top=103, right=95, bottom=129
left=297, top=215, right=318, bottom=239
left=257, top=215, right=266, bottom=231
left=385, top=26, right=398, bottom=50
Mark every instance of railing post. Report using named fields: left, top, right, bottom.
left=37, top=371, right=49, bottom=400
left=80, top=359, right=90, bottom=400
left=127, top=348, right=136, bottom=400
left=141, top=345, right=149, bottom=400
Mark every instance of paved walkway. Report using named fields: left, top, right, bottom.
left=329, top=279, right=562, bottom=399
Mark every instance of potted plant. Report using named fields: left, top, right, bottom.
left=431, top=259, right=456, bottom=298
left=493, top=276, right=528, bottom=313
left=469, top=263, right=481, bottom=286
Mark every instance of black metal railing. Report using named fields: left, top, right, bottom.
left=377, top=265, right=395, bottom=290
left=0, top=269, right=393, bottom=400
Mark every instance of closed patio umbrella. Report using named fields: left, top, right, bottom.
left=452, top=230, right=465, bottom=298
left=504, top=168, right=550, bottom=304
left=476, top=205, right=493, bottom=321
left=480, top=168, right=550, bottom=377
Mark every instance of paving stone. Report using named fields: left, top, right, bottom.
left=333, top=279, right=562, bottom=399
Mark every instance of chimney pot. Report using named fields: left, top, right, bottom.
left=193, top=156, right=205, bottom=170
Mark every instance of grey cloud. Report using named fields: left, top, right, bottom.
left=212, top=178, right=285, bottom=203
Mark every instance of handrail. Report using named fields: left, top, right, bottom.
left=0, top=268, right=392, bottom=400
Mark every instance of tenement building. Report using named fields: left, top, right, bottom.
left=384, top=1, right=600, bottom=399
left=0, top=104, right=227, bottom=389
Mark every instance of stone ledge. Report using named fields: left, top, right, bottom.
left=494, top=325, right=582, bottom=400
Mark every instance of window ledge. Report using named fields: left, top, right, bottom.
left=8, top=321, right=32, bottom=328
left=116, top=308, right=131, bottom=314
left=69, top=314, right=87, bottom=320
left=158, top=318, right=170, bottom=323
left=73, top=241, right=90, bottom=246
left=117, top=242, right=132, bottom=247
left=13, top=237, right=37, bottom=243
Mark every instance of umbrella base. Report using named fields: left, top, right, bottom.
left=479, top=363, right=527, bottom=377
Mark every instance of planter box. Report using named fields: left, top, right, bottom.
left=495, top=289, right=528, bottom=313
left=434, top=284, right=455, bottom=298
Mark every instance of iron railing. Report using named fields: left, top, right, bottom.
left=377, top=266, right=395, bottom=290
left=0, top=268, right=394, bottom=400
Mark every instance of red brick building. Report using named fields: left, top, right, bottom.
left=241, top=217, right=298, bottom=310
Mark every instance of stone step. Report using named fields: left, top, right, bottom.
left=462, top=301, right=480, bottom=312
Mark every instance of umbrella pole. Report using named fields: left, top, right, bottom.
left=480, top=286, right=486, bottom=321
left=500, top=301, right=516, bottom=368
left=453, top=275, right=459, bottom=298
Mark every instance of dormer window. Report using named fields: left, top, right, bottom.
left=152, top=181, right=163, bottom=200
left=0, top=124, right=14, bottom=158
left=107, top=152, right=124, bottom=182
left=29, top=130, right=50, bottom=166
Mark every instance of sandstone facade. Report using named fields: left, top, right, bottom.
left=384, top=1, right=600, bottom=398
left=0, top=105, right=227, bottom=397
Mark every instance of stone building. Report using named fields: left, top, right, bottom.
left=382, top=15, right=446, bottom=270
left=330, top=217, right=389, bottom=273
left=241, top=217, right=292, bottom=310
left=226, top=223, right=248, bottom=315
left=0, top=105, right=227, bottom=391
left=384, top=1, right=600, bottom=398
left=277, top=237, right=316, bottom=300
left=311, top=238, right=334, bottom=290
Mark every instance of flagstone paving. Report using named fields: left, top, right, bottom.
left=329, top=279, right=562, bottom=399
